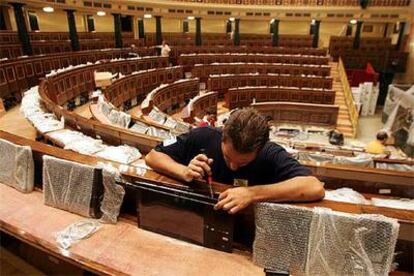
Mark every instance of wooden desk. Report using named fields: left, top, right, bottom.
left=0, top=184, right=262, bottom=276
left=207, top=74, right=333, bottom=96
left=192, top=63, right=331, bottom=82
left=226, top=86, right=335, bottom=109
left=251, top=101, right=339, bottom=127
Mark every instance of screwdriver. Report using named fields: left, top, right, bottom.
left=200, top=148, right=214, bottom=198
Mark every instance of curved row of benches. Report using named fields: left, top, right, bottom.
left=207, top=73, right=333, bottom=96
left=0, top=48, right=157, bottom=101
left=225, top=86, right=335, bottom=109
left=178, top=53, right=330, bottom=70
left=39, top=65, right=188, bottom=154
left=191, top=63, right=331, bottom=82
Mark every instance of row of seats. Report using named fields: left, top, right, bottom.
left=172, top=45, right=327, bottom=56
left=252, top=101, right=339, bottom=126
left=0, top=48, right=157, bottom=101
left=226, top=86, right=335, bottom=109
left=179, top=53, right=330, bottom=69
left=39, top=79, right=161, bottom=155
left=104, top=67, right=184, bottom=108
left=44, top=57, right=169, bottom=106
left=183, top=92, right=218, bottom=123
left=0, top=31, right=135, bottom=44
left=338, top=51, right=408, bottom=72
left=207, top=73, right=333, bottom=95
left=173, top=0, right=410, bottom=6
left=329, top=36, right=409, bottom=72
left=143, top=79, right=200, bottom=115
left=191, top=63, right=331, bottom=82
left=146, top=33, right=313, bottom=47
left=0, top=39, right=144, bottom=59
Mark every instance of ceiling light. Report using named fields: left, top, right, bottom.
left=187, top=16, right=195, bottom=20
left=43, top=6, right=54, bottom=13
left=229, top=17, right=235, bottom=22
left=144, top=14, right=152, bottom=19
left=350, top=19, right=357, bottom=24
left=97, top=11, right=106, bottom=16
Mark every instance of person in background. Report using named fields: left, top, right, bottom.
left=196, top=110, right=217, bottom=127
left=365, top=130, right=389, bottom=154
left=160, top=40, right=171, bottom=58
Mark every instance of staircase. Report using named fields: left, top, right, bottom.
left=330, top=61, right=356, bottom=138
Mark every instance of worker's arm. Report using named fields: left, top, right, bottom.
left=214, top=176, right=324, bottom=214
left=145, top=149, right=212, bottom=182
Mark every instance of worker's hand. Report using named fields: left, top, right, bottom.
left=214, top=187, right=254, bottom=214
left=181, top=154, right=213, bottom=182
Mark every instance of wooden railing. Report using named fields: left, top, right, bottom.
left=338, top=58, right=358, bottom=138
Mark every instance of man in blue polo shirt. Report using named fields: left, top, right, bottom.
left=145, top=108, right=324, bottom=214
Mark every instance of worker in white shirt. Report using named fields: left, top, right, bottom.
left=161, top=40, right=171, bottom=57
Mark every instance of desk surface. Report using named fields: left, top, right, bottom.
left=0, top=184, right=262, bottom=276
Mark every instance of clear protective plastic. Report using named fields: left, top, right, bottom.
left=43, top=155, right=97, bottom=217
left=332, top=154, right=374, bottom=168
left=99, top=164, right=125, bottom=224
left=56, top=220, right=101, bottom=249
left=324, top=188, right=371, bottom=205
left=253, top=203, right=399, bottom=276
left=94, top=145, right=142, bottom=165
left=298, top=152, right=334, bottom=163
left=0, top=138, right=34, bottom=193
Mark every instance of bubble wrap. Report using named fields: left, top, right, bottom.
left=47, top=129, right=88, bottom=145
left=148, top=108, right=166, bottom=125
left=107, top=109, right=131, bottom=128
left=94, top=145, right=142, bottom=164
left=129, top=122, right=149, bottom=134
left=376, top=162, right=414, bottom=172
left=253, top=203, right=313, bottom=273
left=99, top=166, right=125, bottom=224
left=64, top=137, right=105, bottom=155
left=332, top=154, right=374, bottom=168
left=0, top=138, right=34, bottom=193
left=174, top=121, right=190, bottom=133
left=253, top=203, right=399, bottom=276
left=297, top=152, right=334, bottom=163
left=325, top=188, right=371, bottom=205
left=43, top=155, right=99, bottom=217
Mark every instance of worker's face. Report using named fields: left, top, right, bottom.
left=221, top=141, right=257, bottom=171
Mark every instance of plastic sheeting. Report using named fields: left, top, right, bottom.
left=0, top=138, right=34, bottom=193
left=47, top=129, right=87, bottom=145
left=99, top=165, right=125, bottom=224
left=371, top=198, right=414, bottom=211
left=94, top=145, right=142, bottom=164
left=64, top=137, right=106, bottom=155
left=108, top=109, right=131, bottom=128
left=20, top=87, right=64, bottom=134
left=305, top=208, right=399, bottom=276
left=297, top=152, right=335, bottom=163
left=146, top=127, right=175, bottom=140
left=332, top=154, right=374, bottom=168
left=56, top=220, right=101, bottom=249
left=253, top=203, right=399, bottom=276
left=148, top=108, right=166, bottom=125
left=129, top=122, right=149, bottom=134
left=324, top=188, right=370, bottom=205
left=375, top=162, right=414, bottom=172
left=43, top=155, right=99, bottom=217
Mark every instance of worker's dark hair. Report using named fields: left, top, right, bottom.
left=222, top=108, right=269, bottom=153
left=376, top=131, right=388, bottom=141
